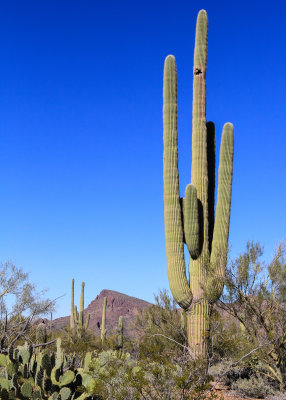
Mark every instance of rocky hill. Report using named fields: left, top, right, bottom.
left=52, top=289, right=152, bottom=338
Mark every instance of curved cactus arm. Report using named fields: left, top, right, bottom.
left=210, top=122, right=234, bottom=297
left=163, top=55, right=192, bottom=309
left=183, top=184, right=200, bottom=259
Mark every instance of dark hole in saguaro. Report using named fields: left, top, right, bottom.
left=194, top=68, right=202, bottom=75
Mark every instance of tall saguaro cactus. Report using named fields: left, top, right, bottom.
left=163, top=9, right=234, bottom=358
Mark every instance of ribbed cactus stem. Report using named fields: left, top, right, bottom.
left=163, top=55, right=192, bottom=309
left=79, top=282, right=85, bottom=329
left=163, top=9, right=234, bottom=360
left=210, top=123, right=234, bottom=296
left=70, top=279, right=75, bottom=329
left=74, top=305, right=78, bottom=324
left=187, top=299, right=211, bottom=357
left=101, top=297, right=107, bottom=344
left=189, top=9, right=209, bottom=305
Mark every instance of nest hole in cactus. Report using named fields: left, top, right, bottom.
left=194, top=68, right=202, bottom=75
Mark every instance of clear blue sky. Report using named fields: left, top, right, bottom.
left=0, top=1, right=285, bottom=317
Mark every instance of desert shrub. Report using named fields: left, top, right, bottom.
left=218, top=241, right=286, bottom=391
left=135, top=289, right=187, bottom=363
left=231, top=375, right=276, bottom=398
left=56, top=326, right=101, bottom=356
left=87, top=349, right=218, bottom=400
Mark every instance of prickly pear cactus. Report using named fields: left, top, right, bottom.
left=0, top=341, right=97, bottom=399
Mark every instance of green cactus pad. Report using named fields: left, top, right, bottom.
left=41, top=352, right=52, bottom=377
left=36, top=368, right=43, bottom=388
left=51, top=366, right=61, bottom=384
left=0, top=354, right=8, bottom=366
left=83, top=352, right=91, bottom=371
left=78, top=372, right=92, bottom=388
left=21, top=382, right=33, bottom=397
left=48, top=393, right=59, bottom=400
left=6, top=360, right=17, bottom=377
left=59, top=370, right=75, bottom=386
left=18, top=348, right=30, bottom=365
left=0, top=378, right=10, bottom=390
left=32, top=390, right=42, bottom=400
left=59, top=387, right=71, bottom=400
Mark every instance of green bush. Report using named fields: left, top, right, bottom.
left=135, top=289, right=186, bottom=363
left=231, top=375, right=277, bottom=398
left=88, top=349, right=216, bottom=400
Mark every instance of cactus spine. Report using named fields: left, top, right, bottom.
left=101, top=297, right=107, bottom=344
left=163, top=9, right=234, bottom=358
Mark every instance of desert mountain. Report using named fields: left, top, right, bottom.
left=52, top=289, right=152, bottom=337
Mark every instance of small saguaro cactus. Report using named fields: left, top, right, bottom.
left=101, top=297, right=107, bottom=344
left=116, top=316, right=123, bottom=351
left=36, top=321, right=47, bottom=346
left=163, top=9, right=234, bottom=358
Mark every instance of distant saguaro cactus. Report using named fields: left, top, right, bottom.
left=70, top=279, right=90, bottom=336
left=79, top=282, right=85, bottom=329
left=116, top=316, right=123, bottom=352
left=36, top=321, right=47, bottom=346
left=101, top=297, right=107, bottom=344
left=163, top=10, right=234, bottom=358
